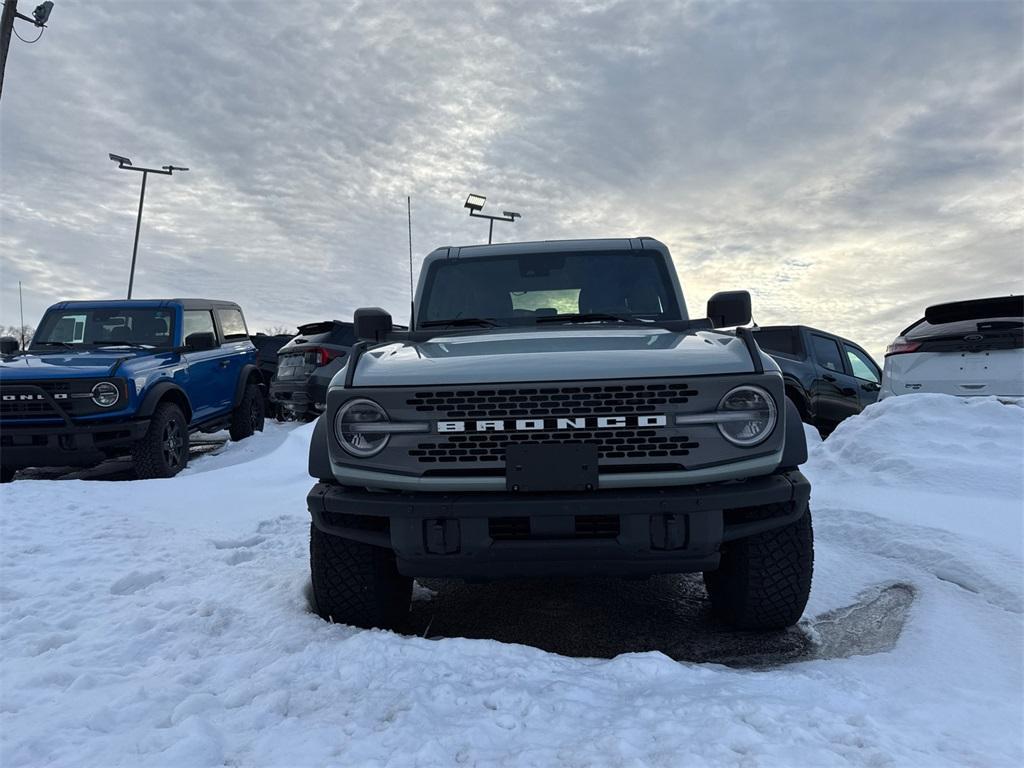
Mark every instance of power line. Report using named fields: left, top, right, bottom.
left=11, top=22, right=40, bottom=43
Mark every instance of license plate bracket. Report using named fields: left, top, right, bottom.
left=505, top=443, right=599, bottom=492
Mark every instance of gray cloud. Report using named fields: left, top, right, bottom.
left=1, top=0, right=1021, bottom=361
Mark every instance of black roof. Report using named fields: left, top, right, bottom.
left=49, top=298, right=243, bottom=311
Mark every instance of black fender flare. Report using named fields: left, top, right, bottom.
left=307, top=415, right=333, bottom=481
left=779, top=396, right=808, bottom=470
left=783, top=376, right=813, bottom=420
left=233, top=363, right=263, bottom=407
left=138, top=381, right=193, bottom=424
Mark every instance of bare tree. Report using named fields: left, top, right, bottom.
left=260, top=325, right=293, bottom=336
left=0, top=325, right=33, bottom=349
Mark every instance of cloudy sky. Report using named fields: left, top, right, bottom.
left=1, top=0, right=1021, bottom=360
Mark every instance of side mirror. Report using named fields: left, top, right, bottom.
left=0, top=336, right=20, bottom=355
left=185, top=332, right=217, bottom=351
left=707, top=291, right=752, bottom=328
left=354, top=307, right=393, bottom=343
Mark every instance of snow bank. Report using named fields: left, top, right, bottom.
left=812, top=394, right=1023, bottom=501
left=807, top=395, right=1023, bottom=562
left=1, top=400, right=1021, bottom=767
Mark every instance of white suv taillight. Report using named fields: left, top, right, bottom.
left=885, top=337, right=922, bottom=356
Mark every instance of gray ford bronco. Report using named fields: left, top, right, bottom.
left=307, top=238, right=812, bottom=631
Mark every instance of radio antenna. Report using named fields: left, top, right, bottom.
left=19, top=281, right=25, bottom=349
left=407, top=196, right=414, bottom=328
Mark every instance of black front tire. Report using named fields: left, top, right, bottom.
left=309, top=524, right=412, bottom=630
left=229, top=382, right=265, bottom=442
left=132, top=402, right=189, bottom=479
left=704, top=507, right=814, bottom=630
left=1, top=466, right=16, bottom=484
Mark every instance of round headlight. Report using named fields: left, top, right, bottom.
left=717, top=385, right=777, bottom=446
left=91, top=381, right=120, bottom=408
left=335, top=398, right=390, bottom=457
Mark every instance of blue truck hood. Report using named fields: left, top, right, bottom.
left=350, top=327, right=777, bottom=387
left=0, top=349, right=152, bottom=379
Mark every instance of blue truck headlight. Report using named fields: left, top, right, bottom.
left=335, top=398, right=390, bottom=457
left=91, top=381, right=120, bottom=408
left=716, top=385, right=777, bottom=446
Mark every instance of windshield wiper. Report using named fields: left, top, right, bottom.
left=535, top=312, right=645, bottom=325
left=419, top=317, right=501, bottom=328
left=32, top=341, right=77, bottom=350
left=92, top=341, right=153, bottom=348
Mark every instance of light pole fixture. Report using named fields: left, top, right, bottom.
left=109, top=153, right=189, bottom=299
left=464, top=194, right=520, bottom=244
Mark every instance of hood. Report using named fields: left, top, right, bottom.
left=351, top=327, right=767, bottom=387
left=0, top=349, right=155, bottom=379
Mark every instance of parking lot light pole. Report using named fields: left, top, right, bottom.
left=464, top=194, right=521, bottom=244
left=108, top=153, right=189, bottom=299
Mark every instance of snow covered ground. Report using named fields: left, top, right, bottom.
left=1, top=396, right=1022, bottom=767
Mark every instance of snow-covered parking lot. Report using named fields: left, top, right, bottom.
left=1, top=395, right=1021, bottom=767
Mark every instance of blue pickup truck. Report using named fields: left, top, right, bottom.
left=0, top=299, right=265, bottom=482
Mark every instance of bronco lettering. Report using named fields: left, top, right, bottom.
left=435, top=414, right=668, bottom=434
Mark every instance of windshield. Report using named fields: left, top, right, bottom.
left=418, top=251, right=682, bottom=326
left=32, top=307, right=175, bottom=349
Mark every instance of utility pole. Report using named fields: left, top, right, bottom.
left=0, top=2, right=18, bottom=101
left=108, top=154, right=189, bottom=299
left=0, top=1, right=53, bottom=103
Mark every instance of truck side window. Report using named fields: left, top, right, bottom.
left=844, top=344, right=880, bottom=382
left=217, top=309, right=248, bottom=340
left=183, top=310, right=216, bottom=342
left=811, top=334, right=844, bottom=372
left=753, top=328, right=800, bottom=357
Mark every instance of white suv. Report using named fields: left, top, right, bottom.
left=880, top=296, right=1023, bottom=400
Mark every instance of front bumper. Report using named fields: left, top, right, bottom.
left=308, top=470, right=810, bottom=579
left=0, top=419, right=150, bottom=468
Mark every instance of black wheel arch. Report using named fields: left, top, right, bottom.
left=779, top=396, right=808, bottom=470
left=233, top=364, right=264, bottom=407
left=783, top=377, right=812, bottom=419
left=308, top=415, right=333, bottom=481
left=138, top=382, right=193, bottom=424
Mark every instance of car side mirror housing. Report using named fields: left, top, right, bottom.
left=185, top=332, right=217, bottom=351
left=354, top=307, right=393, bottom=342
left=0, top=336, right=20, bottom=355
left=707, top=291, right=752, bottom=328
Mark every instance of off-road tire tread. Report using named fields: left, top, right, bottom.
left=704, top=507, right=813, bottom=630
left=229, top=382, right=264, bottom=442
left=132, top=402, right=189, bottom=479
left=309, top=523, right=412, bottom=630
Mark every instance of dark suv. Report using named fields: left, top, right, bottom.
left=269, top=321, right=354, bottom=420
left=0, top=299, right=265, bottom=482
left=751, top=325, right=881, bottom=435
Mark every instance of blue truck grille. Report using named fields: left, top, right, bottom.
left=0, top=380, right=120, bottom=421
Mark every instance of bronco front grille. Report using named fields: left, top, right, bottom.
left=0, top=381, right=71, bottom=420
left=408, top=429, right=699, bottom=464
left=402, top=382, right=703, bottom=466
left=405, top=382, right=699, bottom=420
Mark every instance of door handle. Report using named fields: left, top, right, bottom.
left=823, top=373, right=837, bottom=382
